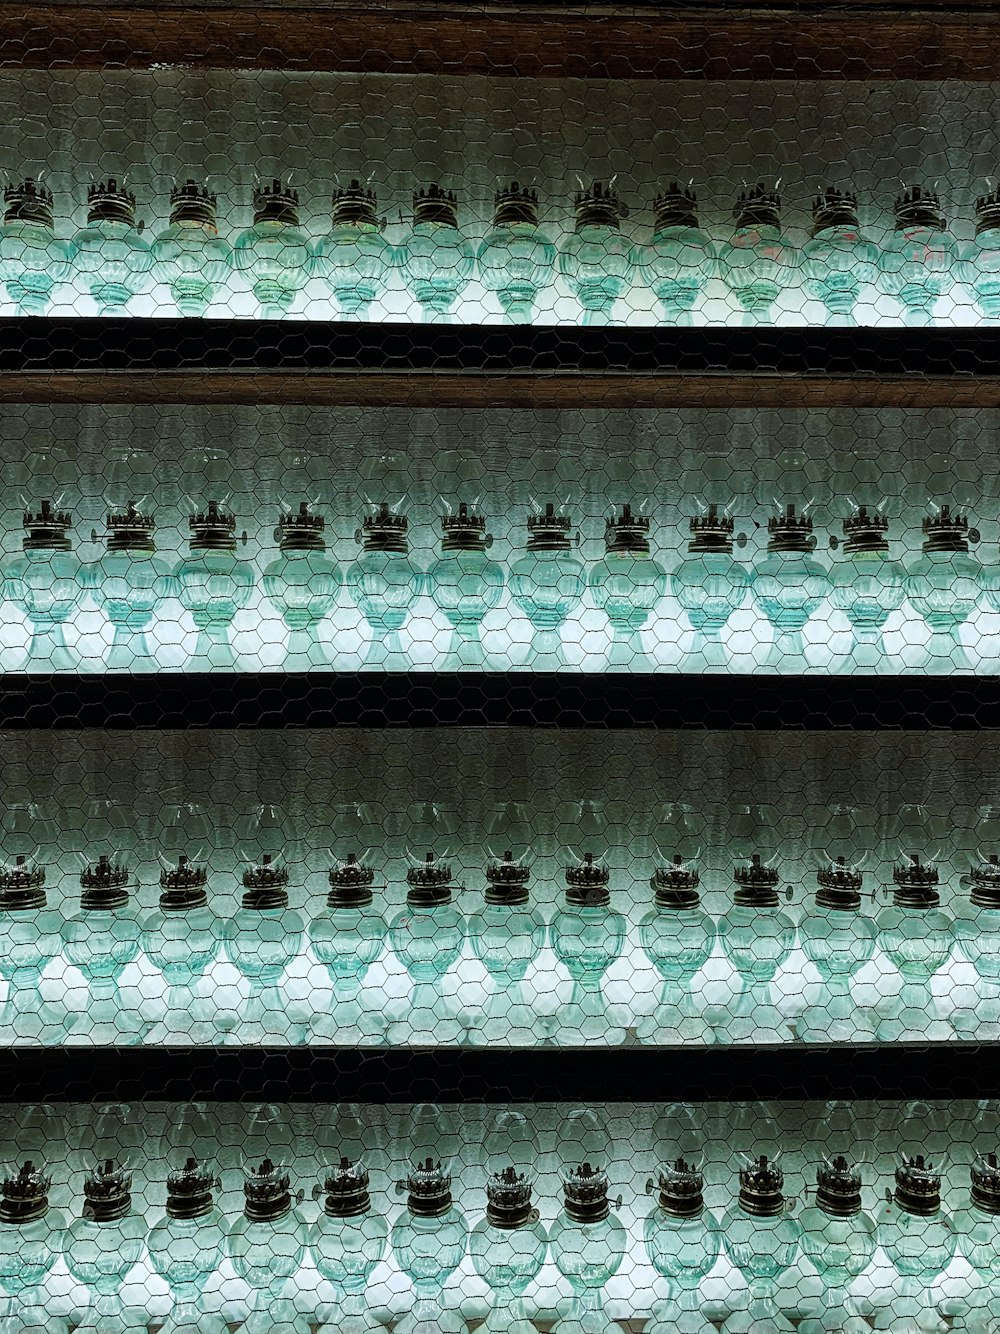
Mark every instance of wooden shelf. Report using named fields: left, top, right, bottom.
left=3, top=1, right=1000, bottom=80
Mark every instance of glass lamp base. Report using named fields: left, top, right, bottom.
left=65, top=989, right=149, bottom=1046
left=157, top=1310, right=229, bottom=1334
left=709, top=984, right=794, bottom=1045
left=386, top=984, right=467, bottom=1046
left=636, top=1003, right=715, bottom=1045
left=800, top=1313, right=872, bottom=1334
left=312, top=1002, right=387, bottom=1046
left=218, top=1014, right=308, bottom=1046
left=876, top=986, right=954, bottom=1043
left=0, top=994, right=69, bottom=1044
left=645, top=1304, right=717, bottom=1334
left=722, top=1305, right=795, bottom=1334
left=796, top=996, right=876, bottom=1044
left=551, top=1310, right=621, bottom=1334
left=243, top=1299, right=310, bottom=1334
left=951, top=982, right=1000, bottom=1037
left=0, top=1303, right=69, bottom=1334
left=74, top=1305, right=148, bottom=1334
left=478, top=1304, right=540, bottom=1334
left=466, top=994, right=548, bottom=1047
left=146, top=1015, right=218, bottom=1046
left=394, top=1303, right=465, bottom=1334
left=315, top=1308, right=384, bottom=1334
left=546, top=981, right=627, bottom=1046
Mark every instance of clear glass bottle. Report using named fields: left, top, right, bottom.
left=558, top=181, right=633, bottom=325
left=0, top=855, right=65, bottom=1043
left=391, top=1108, right=469, bottom=1334
left=262, top=502, right=342, bottom=670
left=147, top=1155, right=228, bottom=1334
left=387, top=853, right=466, bottom=1046
left=427, top=503, right=505, bottom=667
left=549, top=1110, right=626, bottom=1334
left=310, top=180, right=394, bottom=320
left=3, top=501, right=85, bottom=670
left=477, top=182, right=556, bottom=324
left=0, top=178, right=71, bottom=315
left=828, top=506, right=906, bottom=673
left=876, top=1155, right=956, bottom=1334
left=798, top=1155, right=877, bottom=1334
left=231, top=180, right=310, bottom=318
left=954, top=1153, right=1000, bottom=1334
left=61, top=854, right=146, bottom=1046
left=878, top=186, right=959, bottom=327
left=151, top=180, right=231, bottom=318
left=588, top=504, right=667, bottom=670
left=798, top=804, right=879, bottom=1043
left=639, top=855, right=716, bottom=1044
left=905, top=505, right=981, bottom=672
left=0, top=1161, right=66, bottom=1334
left=954, top=854, right=1000, bottom=1040
left=397, top=184, right=474, bottom=324
left=471, top=1111, right=548, bottom=1334
left=227, top=1159, right=309, bottom=1334
left=716, top=855, right=796, bottom=1044
left=644, top=1155, right=720, bottom=1334
left=468, top=848, right=547, bottom=1047
left=509, top=504, right=587, bottom=669
left=718, top=186, right=797, bottom=325
left=174, top=500, right=254, bottom=670
left=63, top=1160, right=147, bottom=1334
left=310, top=1153, right=388, bottom=1334
left=672, top=505, right=751, bottom=671
left=751, top=504, right=830, bottom=670
left=309, top=851, right=387, bottom=1046
left=959, top=187, right=1000, bottom=324
left=632, top=183, right=717, bottom=326
left=802, top=188, right=877, bottom=326
left=548, top=852, right=627, bottom=1047
left=69, top=179, right=153, bottom=315
left=86, top=502, right=172, bottom=671
left=346, top=503, right=420, bottom=669
left=876, top=854, right=954, bottom=1042
left=221, top=855, right=306, bottom=1045
left=721, top=1154, right=801, bottom=1334
left=141, top=854, right=220, bottom=1045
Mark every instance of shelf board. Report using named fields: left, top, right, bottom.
left=3, top=1, right=999, bottom=80
left=1, top=1041, right=996, bottom=1103
left=0, top=671, right=997, bottom=729
left=1, top=320, right=1000, bottom=407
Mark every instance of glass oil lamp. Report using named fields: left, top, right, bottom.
left=62, top=854, right=146, bottom=1046
left=396, top=184, right=474, bottom=324
left=716, top=853, right=796, bottom=1045
left=548, top=851, right=627, bottom=1046
left=644, top=1107, right=720, bottom=1334
left=829, top=506, right=906, bottom=673
left=876, top=848, right=954, bottom=1044
left=174, top=500, right=253, bottom=669
left=955, top=1153, right=1000, bottom=1334
left=147, top=1155, right=227, bottom=1334
left=470, top=1110, right=548, bottom=1334
left=387, top=852, right=466, bottom=1046
left=63, top=1159, right=147, bottom=1334
left=509, top=503, right=587, bottom=669
left=718, top=185, right=797, bottom=325
left=0, top=178, right=71, bottom=315
left=751, top=503, right=830, bottom=670
left=477, top=182, right=556, bottom=324
left=876, top=1152, right=956, bottom=1334
left=232, top=180, right=310, bottom=318
left=427, top=502, right=505, bottom=667
left=721, top=1152, right=801, bottom=1334
left=798, top=1154, right=877, bottom=1334
left=309, top=849, right=387, bottom=1046
left=310, top=1137, right=388, bottom=1334
left=672, top=504, right=751, bottom=671
left=550, top=1108, right=626, bottom=1334
left=959, top=186, right=1000, bottom=323
left=391, top=1106, right=469, bottom=1334
left=346, top=502, right=420, bottom=669
left=227, top=1159, right=309, bottom=1334
left=141, top=854, right=220, bottom=1045
left=878, top=186, right=958, bottom=327
left=558, top=180, right=634, bottom=325
left=588, top=503, right=667, bottom=669
left=221, top=854, right=306, bottom=1045
left=0, top=854, right=65, bottom=1043
left=262, top=501, right=342, bottom=669
left=151, top=180, right=231, bottom=318
left=86, top=503, right=171, bottom=672
left=632, top=183, right=717, bottom=325
left=802, top=188, right=877, bottom=326
left=3, top=501, right=84, bottom=670
left=310, top=180, right=394, bottom=320
left=953, top=835, right=1000, bottom=1040
left=69, top=179, right=153, bottom=314
left=798, top=803, right=879, bottom=1043
left=0, top=1160, right=66, bottom=1334
left=639, top=852, right=715, bottom=1045
left=905, top=505, right=981, bottom=672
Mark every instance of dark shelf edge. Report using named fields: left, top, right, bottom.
left=0, top=671, right=995, bottom=730
left=0, top=1043, right=994, bottom=1103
